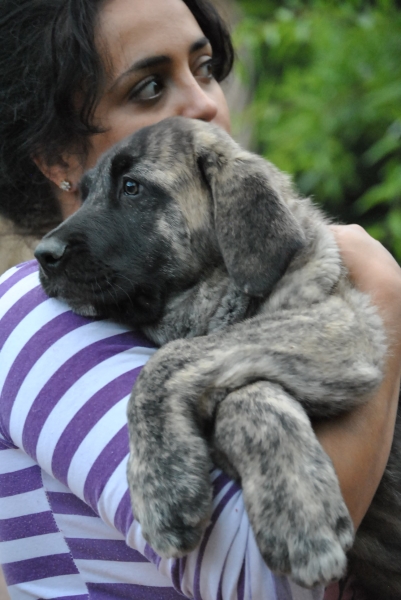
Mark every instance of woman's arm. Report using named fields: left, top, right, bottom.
left=315, top=225, right=401, bottom=529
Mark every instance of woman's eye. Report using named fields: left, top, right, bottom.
left=129, top=77, right=164, bottom=102
left=196, top=59, right=214, bottom=80
left=123, top=178, right=140, bottom=196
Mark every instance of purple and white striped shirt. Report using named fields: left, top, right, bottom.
left=0, top=261, right=324, bottom=600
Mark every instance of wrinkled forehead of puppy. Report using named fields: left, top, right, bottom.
left=80, top=116, right=235, bottom=201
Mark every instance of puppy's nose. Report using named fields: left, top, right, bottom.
left=34, top=238, right=68, bottom=273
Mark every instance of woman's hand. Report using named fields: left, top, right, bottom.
left=315, top=224, right=401, bottom=529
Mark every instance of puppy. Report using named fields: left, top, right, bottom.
left=35, top=117, right=401, bottom=597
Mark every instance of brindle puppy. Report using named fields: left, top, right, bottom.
left=35, top=117, right=401, bottom=597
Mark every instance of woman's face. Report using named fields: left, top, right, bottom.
left=84, top=0, right=231, bottom=169
left=56, top=0, right=231, bottom=216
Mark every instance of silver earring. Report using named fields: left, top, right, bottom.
left=59, top=180, right=72, bottom=192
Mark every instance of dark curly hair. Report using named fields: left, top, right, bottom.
left=0, top=0, right=234, bottom=236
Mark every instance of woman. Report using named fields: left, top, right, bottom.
left=0, top=0, right=400, bottom=599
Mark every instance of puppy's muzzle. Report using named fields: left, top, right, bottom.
left=35, top=237, right=69, bottom=275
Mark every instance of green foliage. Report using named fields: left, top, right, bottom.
left=233, top=0, right=401, bottom=260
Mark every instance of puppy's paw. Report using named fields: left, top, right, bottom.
left=285, top=525, right=349, bottom=588
left=137, top=503, right=211, bottom=558
left=255, top=511, right=352, bottom=588
left=334, top=513, right=354, bottom=555
left=243, top=462, right=354, bottom=587
left=127, top=453, right=213, bottom=557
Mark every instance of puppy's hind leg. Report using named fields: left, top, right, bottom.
left=211, top=381, right=354, bottom=588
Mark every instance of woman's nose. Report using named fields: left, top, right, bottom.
left=176, top=78, right=218, bottom=123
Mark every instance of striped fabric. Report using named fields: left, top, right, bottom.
left=0, top=261, right=324, bottom=600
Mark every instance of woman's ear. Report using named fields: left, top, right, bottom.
left=32, top=154, right=82, bottom=193
left=32, top=154, right=83, bottom=219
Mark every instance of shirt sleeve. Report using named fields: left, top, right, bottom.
left=0, top=262, right=324, bottom=600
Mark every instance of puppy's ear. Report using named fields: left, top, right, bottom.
left=195, top=126, right=306, bottom=297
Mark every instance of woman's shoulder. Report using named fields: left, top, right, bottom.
left=0, top=260, right=156, bottom=444
left=0, top=259, right=153, bottom=347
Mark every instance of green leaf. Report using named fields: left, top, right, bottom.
left=234, top=0, right=401, bottom=260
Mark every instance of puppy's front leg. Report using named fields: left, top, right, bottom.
left=212, top=380, right=354, bottom=588
left=126, top=337, right=220, bottom=557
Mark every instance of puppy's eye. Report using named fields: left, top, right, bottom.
left=123, top=178, right=140, bottom=196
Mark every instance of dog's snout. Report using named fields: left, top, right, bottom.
left=34, top=238, right=68, bottom=273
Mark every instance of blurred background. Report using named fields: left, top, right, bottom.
left=224, top=0, right=401, bottom=261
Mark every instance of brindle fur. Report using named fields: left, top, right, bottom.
left=35, top=117, right=401, bottom=597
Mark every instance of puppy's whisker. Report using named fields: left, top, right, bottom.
left=113, top=281, right=135, bottom=310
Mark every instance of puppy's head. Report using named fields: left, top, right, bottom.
left=35, top=117, right=305, bottom=326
